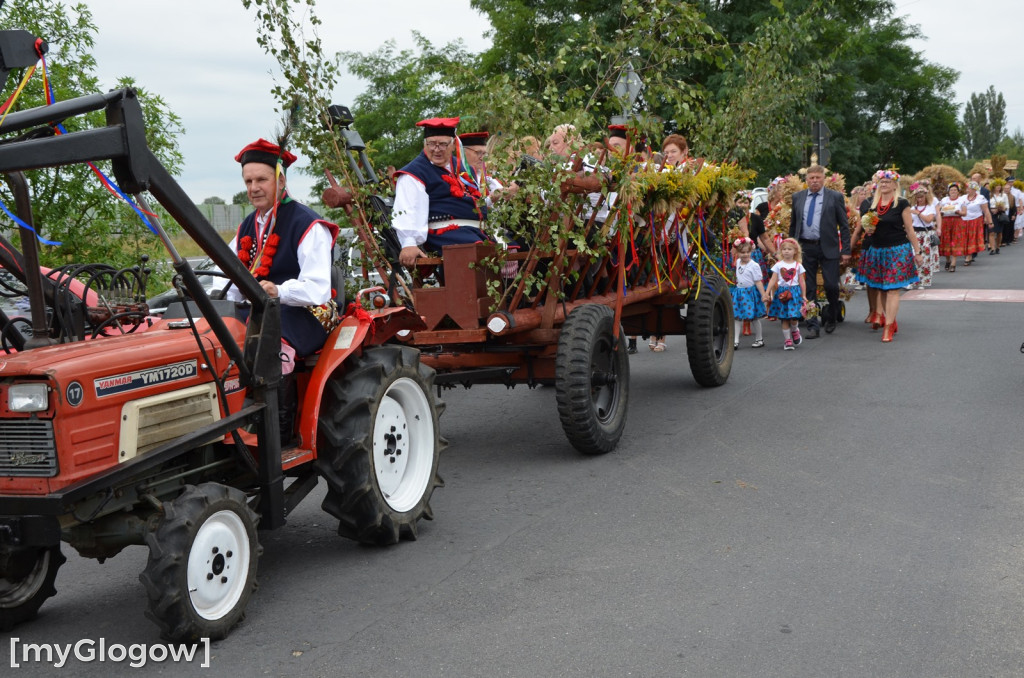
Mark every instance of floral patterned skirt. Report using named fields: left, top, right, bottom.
left=767, top=285, right=804, bottom=320
left=939, top=216, right=966, bottom=256
left=913, top=229, right=937, bottom=287
left=964, top=216, right=985, bottom=254
left=731, top=285, right=766, bottom=320
left=855, top=242, right=919, bottom=290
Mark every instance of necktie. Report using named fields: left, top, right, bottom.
left=806, top=192, right=818, bottom=235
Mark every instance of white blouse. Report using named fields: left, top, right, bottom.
left=910, top=204, right=935, bottom=230
left=963, top=194, right=987, bottom=221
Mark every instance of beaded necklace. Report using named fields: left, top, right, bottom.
left=876, top=197, right=894, bottom=216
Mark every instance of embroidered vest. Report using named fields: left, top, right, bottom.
left=236, top=199, right=335, bottom=283
left=395, top=152, right=486, bottom=222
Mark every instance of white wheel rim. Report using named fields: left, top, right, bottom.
left=187, top=509, right=250, bottom=621
left=373, top=377, right=434, bottom=513
left=0, top=550, right=49, bottom=607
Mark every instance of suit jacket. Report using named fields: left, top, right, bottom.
left=789, top=187, right=851, bottom=258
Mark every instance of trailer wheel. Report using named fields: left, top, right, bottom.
left=837, top=299, right=846, bottom=323
left=555, top=304, right=630, bottom=455
left=316, top=346, right=443, bottom=546
left=140, top=483, right=260, bottom=642
left=0, top=545, right=66, bottom=631
left=685, top=274, right=734, bottom=387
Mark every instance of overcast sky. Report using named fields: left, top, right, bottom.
left=78, top=0, right=1023, bottom=204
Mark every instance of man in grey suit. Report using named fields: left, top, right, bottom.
left=789, top=165, right=851, bottom=337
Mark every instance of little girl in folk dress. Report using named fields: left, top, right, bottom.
left=730, top=238, right=767, bottom=348
left=762, top=238, right=808, bottom=351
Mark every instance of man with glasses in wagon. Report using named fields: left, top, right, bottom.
left=394, top=117, right=489, bottom=267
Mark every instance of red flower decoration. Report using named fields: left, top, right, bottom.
left=238, top=235, right=253, bottom=264
left=442, top=174, right=465, bottom=198
left=264, top=233, right=279, bottom=257
left=239, top=232, right=280, bottom=279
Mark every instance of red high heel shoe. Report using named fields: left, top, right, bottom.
left=871, top=313, right=886, bottom=330
left=881, top=322, right=898, bottom=342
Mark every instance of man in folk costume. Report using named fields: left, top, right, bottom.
left=393, top=117, right=489, bottom=267
left=228, top=138, right=339, bottom=444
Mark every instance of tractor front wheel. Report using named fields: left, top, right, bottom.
left=0, top=545, right=65, bottom=631
left=140, top=483, right=261, bottom=642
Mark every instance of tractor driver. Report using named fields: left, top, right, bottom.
left=227, top=138, right=339, bottom=443
left=393, top=117, right=489, bottom=267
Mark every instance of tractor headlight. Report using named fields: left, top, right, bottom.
left=8, top=383, right=49, bottom=412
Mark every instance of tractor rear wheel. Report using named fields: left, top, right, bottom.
left=555, top=304, right=630, bottom=455
left=0, top=545, right=65, bottom=631
left=140, top=483, right=260, bottom=642
left=686, top=273, right=734, bottom=387
left=316, top=346, right=443, bottom=545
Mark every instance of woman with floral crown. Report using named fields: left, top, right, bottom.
left=938, top=182, right=967, bottom=272
left=961, top=181, right=991, bottom=265
left=987, top=178, right=1011, bottom=253
left=908, top=183, right=938, bottom=288
left=852, top=169, right=922, bottom=342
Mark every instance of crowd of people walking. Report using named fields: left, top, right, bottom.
left=726, top=165, right=1023, bottom=348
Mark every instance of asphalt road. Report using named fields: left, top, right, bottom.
left=4, top=246, right=1024, bottom=677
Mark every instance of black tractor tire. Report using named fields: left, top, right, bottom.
left=555, top=304, right=630, bottom=455
left=316, top=346, right=444, bottom=546
left=140, top=483, right=261, bottom=642
left=0, top=545, right=66, bottom=631
left=686, top=273, right=734, bottom=387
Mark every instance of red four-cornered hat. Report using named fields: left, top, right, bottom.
left=608, top=124, right=628, bottom=139
left=417, top=117, right=460, bottom=137
left=458, top=131, right=489, bottom=147
left=235, top=138, right=297, bottom=168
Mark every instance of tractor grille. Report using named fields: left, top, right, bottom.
left=119, top=385, right=220, bottom=461
left=136, top=392, right=217, bottom=454
left=0, top=419, right=58, bottom=477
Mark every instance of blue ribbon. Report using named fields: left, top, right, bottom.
left=0, top=197, right=62, bottom=246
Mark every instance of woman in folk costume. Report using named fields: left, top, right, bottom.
left=853, top=170, right=922, bottom=342
left=961, top=181, right=991, bottom=265
left=938, top=182, right=967, bottom=272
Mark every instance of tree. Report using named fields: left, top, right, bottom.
left=232, top=190, right=250, bottom=205
left=471, top=0, right=726, bottom=141
left=202, top=196, right=226, bottom=205
left=340, top=35, right=479, bottom=169
left=699, top=0, right=961, bottom=183
left=243, top=0, right=343, bottom=197
left=962, top=86, right=1007, bottom=159
left=696, top=2, right=831, bottom=168
left=0, top=1, right=184, bottom=271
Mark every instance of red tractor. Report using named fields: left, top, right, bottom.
left=0, top=31, right=443, bottom=641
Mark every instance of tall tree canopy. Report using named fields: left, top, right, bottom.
left=251, top=0, right=967, bottom=188
left=697, top=0, right=961, bottom=181
left=962, top=86, right=1007, bottom=160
